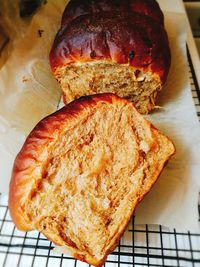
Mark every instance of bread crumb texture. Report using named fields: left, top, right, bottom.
left=9, top=94, right=175, bottom=266
left=55, top=62, right=161, bottom=114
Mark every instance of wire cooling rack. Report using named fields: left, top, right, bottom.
left=0, top=48, right=200, bottom=267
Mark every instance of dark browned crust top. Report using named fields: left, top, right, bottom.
left=61, top=0, right=164, bottom=26
left=50, top=11, right=170, bottom=83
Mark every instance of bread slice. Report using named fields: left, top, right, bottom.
left=9, top=93, right=175, bottom=266
left=50, top=12, right=171, bottom=114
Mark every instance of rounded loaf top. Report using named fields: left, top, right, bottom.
left=61, top=0, right=164, bottom=26
left=50, top=11, right=170, bottom=83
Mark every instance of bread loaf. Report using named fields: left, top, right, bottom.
left=9, top=93, right=175, bottom=266
left=50, top=0, right=170, bottom=114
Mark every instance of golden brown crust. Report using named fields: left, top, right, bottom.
left=61, top=0, right=164, bottom=26
left=50, top=12, right=170, bottom=84
left=9, top=93, right=175, bottom=267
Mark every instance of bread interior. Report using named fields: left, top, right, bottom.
left=55, top=62, right=162, bottom=114
left=24, top=101, right=173, bottom=261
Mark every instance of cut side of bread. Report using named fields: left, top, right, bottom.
left=9, top=94, right=175, bottom=267
left=55, top=61, right=162, bottom=114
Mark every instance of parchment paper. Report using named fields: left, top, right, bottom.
left=0, top=1, right=200, bottom=231
left=0, top=0, right=68, bottom=192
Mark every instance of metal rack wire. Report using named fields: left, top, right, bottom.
left=0, top=48, right=200, bottom=267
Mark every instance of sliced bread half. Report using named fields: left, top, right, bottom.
left=9, top=93, right=175, bottom=266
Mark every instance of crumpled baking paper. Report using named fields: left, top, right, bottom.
left=0, top=1, right=200, bottom=232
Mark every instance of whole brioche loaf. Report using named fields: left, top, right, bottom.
left=9, top=94, right=175, bottom=266
left=50, top=0, right=170, bottom=114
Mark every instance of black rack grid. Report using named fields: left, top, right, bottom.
left=0, top=48, right=200, bottom=267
